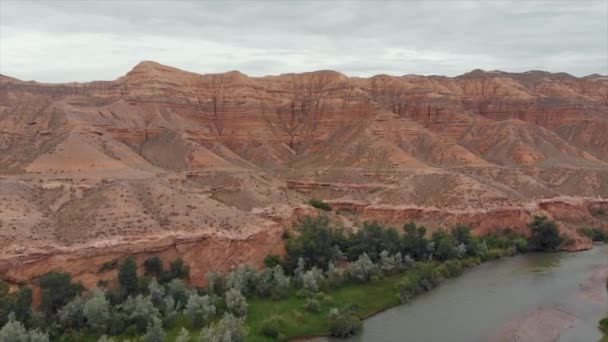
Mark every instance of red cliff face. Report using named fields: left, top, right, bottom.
left=1, top=63, right=607, bottom=286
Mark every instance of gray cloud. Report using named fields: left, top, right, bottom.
left=1, top=0, right=606, bottom=82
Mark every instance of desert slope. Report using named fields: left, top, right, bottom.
left=1, top=62, right=607, bottom=286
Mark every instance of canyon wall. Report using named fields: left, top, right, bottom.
left=1, top=62, right=607, bottom=286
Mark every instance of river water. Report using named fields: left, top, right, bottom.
left=321, top=246, right=608, bottom=342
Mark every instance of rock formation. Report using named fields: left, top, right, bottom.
left=1, top=62, right=607, bottom=286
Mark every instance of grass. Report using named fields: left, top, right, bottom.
left=247, top=275, right=402, bottom=341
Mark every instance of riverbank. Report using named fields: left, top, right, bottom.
left=245, top=253, right=512, bottom=341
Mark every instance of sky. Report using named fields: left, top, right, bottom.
left=0, top=0, right=607, bottom=83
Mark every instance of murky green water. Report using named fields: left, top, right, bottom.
left=321, top=246, right=608, bottom=342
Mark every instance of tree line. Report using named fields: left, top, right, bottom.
left=0, top=214, right=564, bottom=341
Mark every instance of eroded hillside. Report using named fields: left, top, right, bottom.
left=1, top=62, right=607, bottom=286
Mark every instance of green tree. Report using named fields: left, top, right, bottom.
left=165, top=258, right=189, bottom=281
left=184, top=293, right=215, bottom=328
left=528, top=216, right=562, bottom=251
left=142, top=316, right=165, bottom=342
left=200, top=313, right=248, bottom=342
left=263, top=255, right=282, bottom=268
left=143, top=257, right=163, bottom=279
left=13, top=287, right=32, bottom=327
left=83, top=288, right=110, bottom=333
left=432, top=231, right=458, bottom=261
left=38, top=272, right=83, bottom=317
left=285, top=215, right=347, bottom=271
left=0, top=313, right=28, bottom=342
left=119, top=257, right=139, bottom=296
left=401, top=222, right=429, bottom=261
left=346, top=222, right=400, bottom=261
left=225, top=289, right=248, bottom=317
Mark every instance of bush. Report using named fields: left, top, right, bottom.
left=309, top=199, right=332, bottom=211
left=444, top=260, right=463, bottom=277
left=201, top=313, right=248, bottom=342
left=38, top=272, right=84, bottom=317
left=328, top=306, right=361, bottom=338
left=600, top=317, right=608, bottom=335
left=260, top=316, right=286, bottom=338
left=263, top=255, right=282, bottom=268
left=528, top=216, right=562, bottom=251
left=225, top=289, right=248, bottom=317
left=348, top=253, right=378, bottom=283
left=270, top=266, right=290, bottom=300
left=579, top=227, right=608, bottom=242
left=184, top=293, right=215, bottom=327
left=303, top=298, right=321, bottom=313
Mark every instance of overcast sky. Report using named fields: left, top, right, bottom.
left=1, top=0, right=607, bottom=82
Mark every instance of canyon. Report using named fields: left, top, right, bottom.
left=1, top=61, right=607, bottom=288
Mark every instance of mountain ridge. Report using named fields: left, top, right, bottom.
left=0, top=61, right=607, bottom=287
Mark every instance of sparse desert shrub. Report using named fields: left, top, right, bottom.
left=309, top=199, right=332, bottom=211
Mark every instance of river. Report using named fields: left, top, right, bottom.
left=320, top=245, right=608, bottom=342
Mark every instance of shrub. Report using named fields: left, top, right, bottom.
left=600, top=317, right=608, bottom=335
left=270, top=266, right=290, bottom=300
left=326, top=262, right=345, bottom=288
left=226, top=265, right=258, bottom=296
left=303, top=298, right=321, bottom=313
left=461, top=257, right=481, bottom=268
left=348, top=253, right=378, bottom=283
left=254, top=268, right=274, bottom=297
left=263, top=255, right=282, bottom=268
left=205, top=272, right=225, bottom=296
left=579, top=227, right=608, bottom=242
left=225, top=289, right=248, bottom=317
left=528, top=216, right=562, bottom=251
left=444, top=260, right=463, bottom=278
left=260, top=316, right=286, bottom=338
left=200, top=313, right=248, bottom=342
left=309, top=199, right=332, bottom=211
left=175, top=327, right=191, bottom=342
left=328, top=306, right=361, bottom=338
left=302, top=267, right=325, bottom=293
left=184, top=293, right=215, bottom=327
left=99, top=259, right=118, bottom=273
